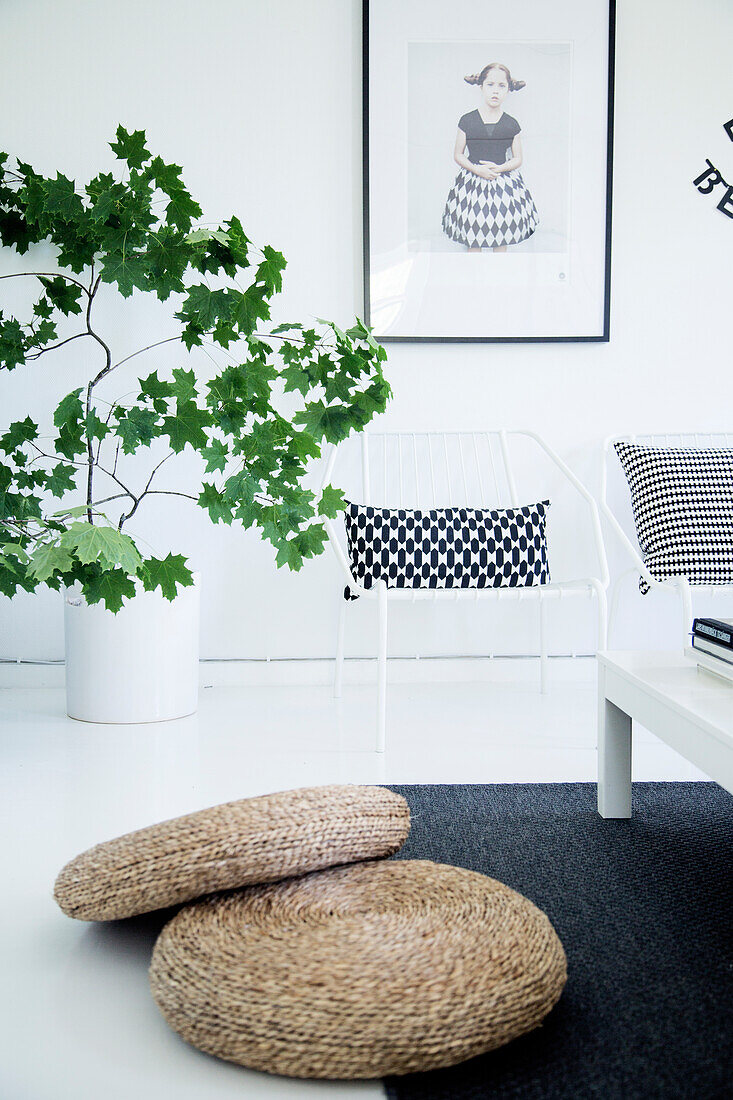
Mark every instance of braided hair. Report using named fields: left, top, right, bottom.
left=464, top=63, right=526, bottom=93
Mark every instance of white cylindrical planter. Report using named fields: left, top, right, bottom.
left=64, top=573, right=201, bottom=723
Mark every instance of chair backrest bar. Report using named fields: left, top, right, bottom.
left=359, top=431, right=518, bottom=511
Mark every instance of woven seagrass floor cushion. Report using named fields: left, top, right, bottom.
left=54, top=785, right=410, bottom=921
left=149, top=859, right=567, bottom=1079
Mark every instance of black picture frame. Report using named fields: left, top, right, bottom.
left=363, top=0, right=616, bottom=343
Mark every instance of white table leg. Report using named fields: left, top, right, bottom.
left=597, top=671, right=632, bottom=818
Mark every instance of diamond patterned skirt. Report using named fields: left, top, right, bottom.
left=442, top=166, right=539, bottom=249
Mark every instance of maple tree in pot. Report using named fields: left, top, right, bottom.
left=0, top=126, right=390, bottom=614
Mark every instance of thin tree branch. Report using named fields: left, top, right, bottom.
left=117, top=452, right=174, bottom=529
left=109, top=336, right=180, bottom=373
left=96, top=464, right=138, bottom=502
left=146, top=490, right=198, bottom=501
left=0, top=272, right=91, bottom=296
left=83, top=281, right=113, bottom=522
left=90, top=493, right=133, bottom=507
left=25, top=331, right=89, bottom=361
left=28, top=441, right=87, bottom=468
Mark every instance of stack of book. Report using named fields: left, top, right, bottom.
left=688, top=617, right=733, bottom=683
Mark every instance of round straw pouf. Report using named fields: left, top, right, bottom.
left=54, top=785, right=410, bottom=921
left=149, top=859, right=567, bottom=1078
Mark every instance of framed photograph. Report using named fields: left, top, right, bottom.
left=363, top=0, right=615, bottom=342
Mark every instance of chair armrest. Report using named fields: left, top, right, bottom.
left=514, top=430, right=610, bottom=589
left=323, top=516, right=371, bottom=599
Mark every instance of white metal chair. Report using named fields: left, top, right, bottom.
left=321, top=430, right=609, bottom=751
left=601, top=432, right=733, bottom=647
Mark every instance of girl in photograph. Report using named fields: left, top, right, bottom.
left=442, top=63, right=539, bottom=252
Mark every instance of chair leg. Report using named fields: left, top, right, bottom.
left=590, top=578, right=609, bottom=652
left=334, top=594, right=346, bottom=699
left=377, top=583, right=388, bottom=753
left=539, top=595, right=548, bottom=695
left=675, top=579, right=693, bottom=648
left=607, top=570, right=632, bottom=649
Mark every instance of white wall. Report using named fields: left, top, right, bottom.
left=1, top=0, right=732, bottom=662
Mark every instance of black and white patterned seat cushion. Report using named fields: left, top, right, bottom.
left=614, top=442, right=733, bottom=593
left=343, top=501, right=550, bottom=599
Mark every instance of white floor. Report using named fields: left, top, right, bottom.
left=0, top=664, right=708, bottom=1100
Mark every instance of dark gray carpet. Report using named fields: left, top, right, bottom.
left=384, top=783, right=732, bottom=1100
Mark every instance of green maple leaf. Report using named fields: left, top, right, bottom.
left=56, top=423, right=86, bottom=460
left=0, top=316, right=27, bottom=369
left=259, top=503, right=289, bottom=545
left=295, top=522, right=328, bottom=559
left=234, top=496, right=259, bottom=529
left=144, top=226, right=189, bottom=299
left=53, top=221, right=98, bottom=274
left=37, top=276, right=84, bottom=316
left=171, top=367, right=197, bottom=402
left=85, top=170, right=116, bottom=203
left=14, top=470, right=45, bottom=491
left=100, top=249, right=149, bottom=298
left=1, top=487, right=43, bottom=524
left=45, top=462, right=77, bottom=498
left=84, top=409, right=108, bottom=442
left=42, top=173, right=84, bottom=221
left=186, top=228, right=230, bottom=246
left=243, top=358, right=277, bottom=404
left=89, top=184, right=123, bottom=224
left=27, top=542, right=75, bottom=583
left=202, top=438, right=229, bottom=473
left=0, top=209, right=35, bottom=254
left=0, top=417, right=38, bottom=454
left=295, top=401, right=352, bottom=443
left=275, top=538, right=304, bottom=571
left=81, top=568, right=137, bottom=613
left=149, top=266, right=186, bottom=302
left=318, top=484, right=345, bottom=518
left=222, top=468, right=259, bottom=504
left=0, top=555, right=36, bottom=596
left=32, top=297, right=53, bottom=321
left=111, top=184, right=155, bottom=235
left=232, top=284, right=271, bottom=335
left=255, top=244, right=286, bottom=294
left=205, top=365, right=248, bottom=431
left=28, top=318, right=58, bottom=348
left=146, top=155, right=184, bottom=193
left=221, top=215, right=250, bottom=266
left=198, top=483, right=232, bottom=524
left=0, top=541, right=30, bottom=579
left=17, top=168, right=46, bottom=225
left=344, top=319, right=371, bottom=341
left=138, top=371, right=174, bottom=404
left=282, top=361, right=313, bottom=396
left=60, top=522, right=143, bottom=574
left=140, top=552, right=194, bottom=601
left=53, top=388, right=84, bottom=429
left=180, top=321, right=205, bottom=350
left=354, top=378, right=391, bottom=417
left=109, top=126, right=151, bottom=170
left=165, top=187, right=202, bottom=232
left=177, top=284, right=232, bottom=330
left=161, top=399, right=210, bottom=453
left=210, top=316, right=238, bottom=349
left=114, top=406, right=158, bottom=453
left=288, top=429, right=320, bottom=464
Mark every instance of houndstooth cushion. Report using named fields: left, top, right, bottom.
left=614, top=442, right=733, bottom=593
left=343, top=501, right=550, bottom=599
